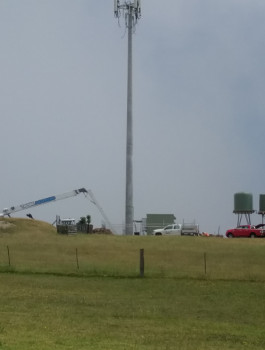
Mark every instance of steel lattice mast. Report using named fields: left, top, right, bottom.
left=114, top=1, right=141, bottom=235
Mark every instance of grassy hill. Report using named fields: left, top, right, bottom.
left=0, top=217, right=56, bottom=238
left=1, top=217, right=265, bottom=281
left=1, top=218, right=265, bottom=349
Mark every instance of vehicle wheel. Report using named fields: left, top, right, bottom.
left=227, top=233, right=233, bottom=238
left=155, top=232, right=161, bottom=236
left=250, top=233, right=256, bottom=238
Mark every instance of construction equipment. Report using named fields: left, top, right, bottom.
left=0, top=187, right=116, bottom=234
left=85, top=190, right=116, bottom=234
left=1, top=188, right=88, bottom=217
left=56, top=218, right=78, bottom=234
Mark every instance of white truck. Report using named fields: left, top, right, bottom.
left=152, top=223, right=199, bottom=236
left=56, top=218, right=77, bottom=234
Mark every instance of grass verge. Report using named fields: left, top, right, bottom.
left=1, top=218, right=265, bottom=349
left=0, top=274, right=265, bottom=350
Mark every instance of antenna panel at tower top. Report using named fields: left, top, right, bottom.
left=114, top=0, right=119, bottom=14
left=114, top=0, right=141, bottom=21
left=134, top=0, right=141, bottom=10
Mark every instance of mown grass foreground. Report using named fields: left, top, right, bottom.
left=1, top=218, right=265, bottom=349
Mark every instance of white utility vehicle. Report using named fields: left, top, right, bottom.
left=152, top=223, right=199, bottom=236
left=152, top=224, right=181, bottom=236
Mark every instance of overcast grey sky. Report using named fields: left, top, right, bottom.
left=1, top=0, right=265, bottom=234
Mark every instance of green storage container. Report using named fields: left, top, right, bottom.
left=145, top=214, right=176, bottom=235
left=259, top=194, right=265, bottom=212
left=234, top=192, right=253, bottom=212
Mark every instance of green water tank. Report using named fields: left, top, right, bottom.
left=259, top=194, right=265, bottom=212
left=234, top=192, right=253, bottom=212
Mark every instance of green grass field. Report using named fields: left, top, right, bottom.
left=1, top=218, right=265, bottom=349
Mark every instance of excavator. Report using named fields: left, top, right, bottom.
left=0, top=187, right=115, bottom=234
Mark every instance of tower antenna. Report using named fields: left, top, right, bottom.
left=114, top=1, right=141, bottom=235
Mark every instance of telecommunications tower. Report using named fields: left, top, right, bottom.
left=114, top=1, right=141, bottom=235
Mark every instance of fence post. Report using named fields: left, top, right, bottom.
left=204, top=252, right=207, bottom=275
left=76, top=248, right=79, bottom=270
left=140, top=249, right=144, bottom=277
left=7, top=245, right=11, bottom=267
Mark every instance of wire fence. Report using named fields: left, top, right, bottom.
left=1, top=243, right=265, bottom=282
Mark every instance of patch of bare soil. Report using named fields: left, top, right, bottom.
left=0, top=221, right=15, bottom=229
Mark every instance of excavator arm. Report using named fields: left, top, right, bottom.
left=1, top=188, right=88, bottom=216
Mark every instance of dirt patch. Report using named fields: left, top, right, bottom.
left=0, top=221, right=16, bottom=230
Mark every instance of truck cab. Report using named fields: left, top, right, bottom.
left=57, top=218, right=77, bottom=234
left=152, top=224, right=182, bottom=236
left=61, top=219, right=76, bottom=226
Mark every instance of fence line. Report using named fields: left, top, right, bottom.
left=1, top=246, right=265, bottom=281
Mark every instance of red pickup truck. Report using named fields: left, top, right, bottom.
left=226, top=224, right=265, bottom=238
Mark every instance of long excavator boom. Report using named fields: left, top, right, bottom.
left=1, top=188, right=88, bottom=217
